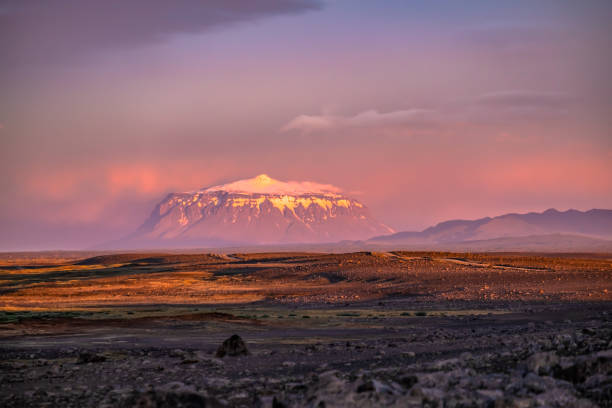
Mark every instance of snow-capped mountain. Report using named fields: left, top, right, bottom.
left=125, top=174, right=393, bottom=247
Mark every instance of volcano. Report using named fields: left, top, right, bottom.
left=125, top=174, right=393, bottom=247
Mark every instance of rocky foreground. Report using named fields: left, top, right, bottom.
left=1, top=301, right=610, bottom=408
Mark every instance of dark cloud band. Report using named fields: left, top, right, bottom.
left=0, top=0, right=322, bottom=65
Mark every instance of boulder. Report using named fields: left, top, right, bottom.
left=76, top=351, right=106, bottom=364
left=526, top=352, right=559, bottom=375
left=215, top=335, right=249, bottom=358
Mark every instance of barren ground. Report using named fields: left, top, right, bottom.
left=0, top=251, right=611, bottom=407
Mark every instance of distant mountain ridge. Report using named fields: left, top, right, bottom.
left=369, top=208, right=612, bottom=245
left=109, top=187, right=612, bottom=252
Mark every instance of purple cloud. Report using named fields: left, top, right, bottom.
left=469, top=90, right=573, bottom=121
left=475, top=91, right=572, bottom=108
left=0, top=0, right=321, bottom=65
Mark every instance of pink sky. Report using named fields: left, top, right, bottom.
left=1, top=0, right=611, bottom=250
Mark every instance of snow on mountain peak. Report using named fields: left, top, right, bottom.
left=203, top=174, right=342, bottom=196
left=254, top=174, right=273, bottom=186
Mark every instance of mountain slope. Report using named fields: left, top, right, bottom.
left=124, top=174, right=393, bottom=247
left=444, top=233, right=612, bottom=252
left=369, top=208, right=612, bottom=245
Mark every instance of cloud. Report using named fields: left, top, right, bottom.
left=281, top=115, right=335, bottom=133
left=20, top=161, right=218, bottom=225
left=469, top=90, right=573, bottom=120
left=205, top=174, right=341, bottom=195
left=282, top=90, right=574, bottom=136
left=478, top=154, right=612, bottom=195
left=475, top=91, right=572, bottom=109
left=281, top=109, right=437, bottom=134
left=463, top=24, right=558, bottom=47
left=0, top=0, right=321, bottom=64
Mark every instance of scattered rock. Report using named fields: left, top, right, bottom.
left=526, top=352, right=559, bottom=375
left=77, top=351, right=106, bottom=364
left=399, top=375, right=418, bottom=389
left=215, top=335, right=248, bottom=358
left=272, top=396, right=287, bottom=408
left=110, top=385, right=224, bottom=408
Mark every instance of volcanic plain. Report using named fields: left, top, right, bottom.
left=1, top=251, right=611, bottom=407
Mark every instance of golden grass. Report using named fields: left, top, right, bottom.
left=0, top=251, right=610, bottom=310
